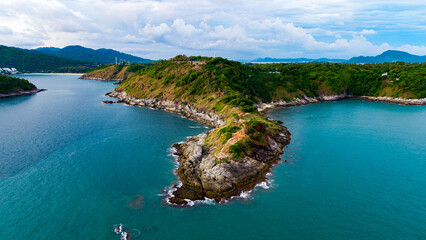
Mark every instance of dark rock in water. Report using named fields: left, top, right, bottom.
left=102, top=100, right=115, bottom=104
left=129, top=194, right=144, bottom=209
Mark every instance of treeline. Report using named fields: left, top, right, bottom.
left=34, top=45, right=153, bottom=64
left=246, top=61, right=426, bottom=99
left=0, top=75, right=36, bottom=94
left=0, top=45, right=95, bottom=73
left=133, top=56, right=425, bottom=113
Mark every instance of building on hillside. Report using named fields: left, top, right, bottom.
left=0, top=67, right=19, bottom=75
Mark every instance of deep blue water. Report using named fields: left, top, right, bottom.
left=0, top=75, right=425, bottom=239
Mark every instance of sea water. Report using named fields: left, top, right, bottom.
left=0, top=75, right=424, bottom=239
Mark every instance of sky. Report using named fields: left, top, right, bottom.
left=0, top=0, right=425, bottom=60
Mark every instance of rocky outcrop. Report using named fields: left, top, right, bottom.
left=107, top=89, right=291, bottom=205
left=359, top=96, right=426, bottom=105
left=107, top=90, right=225, bottom=128
left=257, top=94, right=348, bottom=112
left=0, top=89, right=45, bottom=98
left=168, top=127, right=291, bottom=205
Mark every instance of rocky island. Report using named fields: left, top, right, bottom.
left=82, top=56, right=425, bottom=205
left=0, top=75, right=44, bottom=98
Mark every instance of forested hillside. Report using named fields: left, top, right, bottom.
left=114, top=56, right=425, bottom=106
left=0, top=75, right=36, bottom=94
left=0, top=45, right=95, bottom=73
left=35, top=45, right=153, bottom=64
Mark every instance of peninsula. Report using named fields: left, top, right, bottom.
left=0, top=75, right=44, bottom=98
left=82, top=56, right=425, bottom=205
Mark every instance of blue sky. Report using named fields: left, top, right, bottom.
left=0, top=0, right=425, bottom=60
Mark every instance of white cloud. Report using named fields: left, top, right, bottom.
left=0, top=0, right=425, bottom=59
left=360, top=29, right=376, bottom=35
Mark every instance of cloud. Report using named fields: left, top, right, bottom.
left=1, top=0, right=425, bottom=59
left=360, top=29, right=376, bottom=35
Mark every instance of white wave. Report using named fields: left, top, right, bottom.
left=184, top=197, right=216, bottom=207
left=189, top=126, right=203, bottom=128
left=255, top=181, right=270, bottom=189
left=163, top=183, right=216, bottom=207
left=167, top=147, right=178, bottom=157
left=227, top=190, right=253, bottom=203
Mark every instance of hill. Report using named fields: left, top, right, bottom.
left=35, top=45, right=153, bottom=64
left=250, top=50, right=426, bottom=64
left=0, top=45, right=95, bottom=73
left=86, top=56, right=425, bottom=205
left=0, top=75, right=41, bottom=97
left=348, top=50, right=426, bottom=64
left=81, top=63, right=153, bottom=81
left=250, top=57, right=346, bottom=63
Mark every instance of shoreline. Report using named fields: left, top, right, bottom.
left=107, top=89, right=290, bottom=206
left=18, top=73, right=84, bottom=76
left=80, top=76, right=123, bottom=82
left=0, top=89, right=46, bottom=98
left=105, top=88, right=424, bottom=206
left=257, top=94, right=425, bottom=112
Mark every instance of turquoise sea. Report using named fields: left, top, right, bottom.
left=0, top=75, right=425, bottom=239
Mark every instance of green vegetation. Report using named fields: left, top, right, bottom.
left=218, top=125, right=241, bottom=144
left=245, top=62, right=426, bottom=99
left=229, top=140, right=251, bottom=159
left=88, top=55, right=425, bottom=162
left=118, top=55, right=425, bottom=105
left=87, top=63, right=114, bottom=73
left=0, top=75, right=36, bottom=94
left=35, top=45, right=153, bottom=64
left=0, top=45, right=95, bottom=73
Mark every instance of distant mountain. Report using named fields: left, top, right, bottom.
left=250, top=50, right=426, bottom=64
left=0, top=45, right=95, bottom=73
left=250, top=57, right=346, bottom=63
left=348, top=50, right=426, bottom=63
left=35, top=45, right=153, bottom=64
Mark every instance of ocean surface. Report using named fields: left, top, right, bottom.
left=0, top=75, right=425, bottom=239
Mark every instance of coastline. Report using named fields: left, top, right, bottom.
left=106, top=87, right=425, bottom=206
left=107, top=90, right=225, bottom=127
left=257, top=94, right=425, bottom=112
left=358, top=96, right=426, bottom=105
left=80, top=76, right=124, bottom=82
left=106, top=89, right=290, bottom=205
left=0, top=89, right=46, bottom=98
left=19, top=73, right=84, bottom=75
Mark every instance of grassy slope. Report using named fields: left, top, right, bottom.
left=82, top=64, right=132, bottom=80
left=115, top=58, right=283, bottom=160
left=82, top=63, right=153, bottom=80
